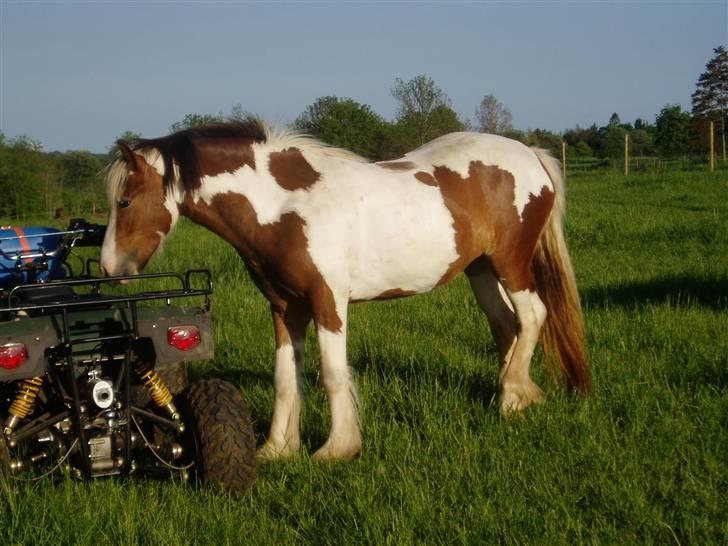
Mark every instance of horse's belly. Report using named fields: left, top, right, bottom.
left=306, top=182, right=459, bottom=301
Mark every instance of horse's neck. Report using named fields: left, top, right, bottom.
left=179, top=185, right=265, bottom=261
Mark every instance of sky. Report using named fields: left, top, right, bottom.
left=1, top=1, right=726, bottom=153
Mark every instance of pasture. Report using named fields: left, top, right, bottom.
left=1, top=169, right=726, bottom=544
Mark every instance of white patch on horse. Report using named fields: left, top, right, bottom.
left=100, top=207, right=118, bottom=274
left=194, top=142, right=460, bottom=301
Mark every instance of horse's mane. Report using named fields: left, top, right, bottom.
left=107, top=116, right=368, bottom=201
left=130, top=117, right=268, bottom=193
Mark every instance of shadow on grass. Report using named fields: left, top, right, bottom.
left=582, top=274, right=728, bottom=310
left=351, top=355, right=500, bottom=410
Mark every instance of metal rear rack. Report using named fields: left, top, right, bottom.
left=3, top=269, right=213, bottom=313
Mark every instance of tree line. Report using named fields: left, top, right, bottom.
left=1, top=46, right=724, bottom=219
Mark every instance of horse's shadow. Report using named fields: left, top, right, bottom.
left=582, top=274, right=728, bottom=310
left=192, top=349, right=501, bottom=445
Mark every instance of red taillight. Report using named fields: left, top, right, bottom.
left=0, top=343, right=29, bottom=370
left=167, top=326, right=201, bottom=351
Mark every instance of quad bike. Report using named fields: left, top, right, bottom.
left=0, top=219, right=256, bottom=493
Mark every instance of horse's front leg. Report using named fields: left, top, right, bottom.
left=258, top=302, right=311, bottom=461
left=310, top=290, right=362, bottom=461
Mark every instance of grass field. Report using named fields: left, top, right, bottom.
left=1, top=169, right=726, bottom=544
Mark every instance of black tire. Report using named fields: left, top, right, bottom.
left=180, top=379, right=256, bottom=494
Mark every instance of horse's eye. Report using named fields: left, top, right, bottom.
left=119, top=199, right=131, bottom=209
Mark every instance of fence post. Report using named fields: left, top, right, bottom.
left=562, top=141, right=567, bottom=179
left=709, top=121, right=715, bottom=172
left=624, top=133, right=629, bottom=176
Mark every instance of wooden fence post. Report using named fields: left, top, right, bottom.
left=624, top=132, right=629, bottom=177
left=709, top=121, right=715, bottom=172
left=562, top=141, right=567, bottom=179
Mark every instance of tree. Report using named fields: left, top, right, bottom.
left=654, top=105, right=691, bottom=158
left=391, top=75, right=457, bottom=146
left=474, top=94, right=513, bottom=134
left=691, top=46, right=728, bottom=160
left=169, top=112, right=224, bottom=133
left=108, top=130, right=142, bottom=155
left=525, top=129, right=562, bottom=157
left=59, top=151, right=106, bottom=214
left=608, top=112, right=621, bottom=127
left=0, top=137, right=55, bottom=217
left=294, top=96, right=344, bottom=137
left=294, top=96, right=387, bottom=159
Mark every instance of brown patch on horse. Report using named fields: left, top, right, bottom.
left=268, top=148, right=321, bottom=191
left=414, top=172, right=438, bottom=186
left=378, top=161, right=416, bottom=171
left=115, top=155, right=172, bottom=269
left=374, top=288, right=418, bottom=300
left=271, top=301, right=311, bottom=348
left=196, top=138, right=257, bottom=178
left=431, top=161, right=554, bottom=291
left=351, top=288, right=418, bottom=303
left=180, top=192, right=342, bottom=333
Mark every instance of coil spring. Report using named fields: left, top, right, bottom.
left=136, top=365, right=173, bottom=408
left=9, top=376, right=44, bottom=420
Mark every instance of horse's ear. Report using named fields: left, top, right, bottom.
left=117, top=141, right=140, bottom=169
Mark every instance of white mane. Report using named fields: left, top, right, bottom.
left=265, top=125, right=370, bottom=164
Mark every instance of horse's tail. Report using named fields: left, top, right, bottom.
left=531, top=148, right=591, bottom=392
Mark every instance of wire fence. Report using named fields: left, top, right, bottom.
left=564, top=155, right=726, bottom=177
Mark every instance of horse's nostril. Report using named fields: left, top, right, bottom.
left=100, top=264, right=110, bottom=277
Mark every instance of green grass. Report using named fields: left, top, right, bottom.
left=2, top=170, right=727, bottom=544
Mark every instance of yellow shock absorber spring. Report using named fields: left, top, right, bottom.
left=136, top=365, right=173, bottom=408
left=8, top=376, right=44, bottom=420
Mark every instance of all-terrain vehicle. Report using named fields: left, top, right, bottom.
left=0, top=219, right=256, bottom=493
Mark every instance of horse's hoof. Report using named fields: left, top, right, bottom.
left=256, top=440, right=300, bottom=462
left=311, top=440, right=362, bottom=462
left=499, top=381, right=545, bottom=417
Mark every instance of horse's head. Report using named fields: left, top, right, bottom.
left=100, top=142, right=180, bottom=277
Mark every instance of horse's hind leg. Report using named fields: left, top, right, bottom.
left=258, top=302, right=311, bottom=460
left=498, top=287, right=546, bottom=416
left=466, top=257, right=518, bottom=370
left=466, top=256, right=545, bottom=416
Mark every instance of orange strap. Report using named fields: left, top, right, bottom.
left=12, top=227, right=33, bottom=264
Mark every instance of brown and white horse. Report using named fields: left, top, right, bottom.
left=100, top=118, right=589, bottom=461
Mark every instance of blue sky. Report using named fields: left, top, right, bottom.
left=1, top=1, right=726, bottom=152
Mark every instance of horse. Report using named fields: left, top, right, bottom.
left=99, top=118, right=590, bottom=462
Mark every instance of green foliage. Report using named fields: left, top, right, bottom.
left=691, top=46, right=728, bottom=122
left=691, top=46, right=728, bottom=157
left=169, top=112, right=224, bottom=133
left=525, top=128, right=563, bottom=157
left=0, top=140, right=53, bottom=217
left=655, top=104, right=692, bottom=157
left=108, top=130, right=142, bottom=155
left=294, top=96, right=388, bottom=159
left=391, top=74, right=464, bottom=148
left=59, top=151, right=107, bottom=214
left=568, top=141, right=593, bottom=158
left=474, top=94, right=513, bottom=134
left=384, top=104, right=465, bottom=158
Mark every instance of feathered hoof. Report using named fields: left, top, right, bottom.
left=256, top=440, right=300, bottom=462
left=499, top=380, right=545, bottom=417
left=311, top=437, right=362, bottom=462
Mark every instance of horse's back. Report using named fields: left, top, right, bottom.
left=305, top=133, right=556, bottom=302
